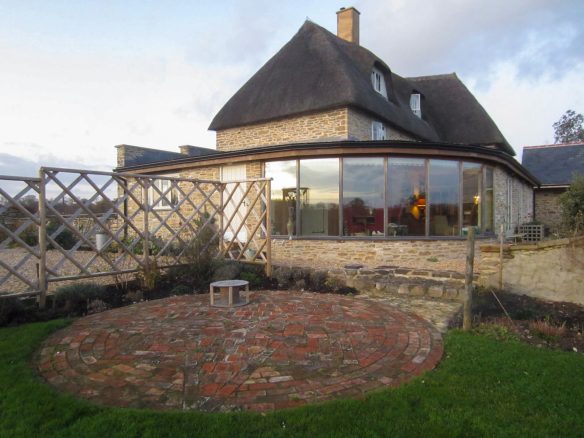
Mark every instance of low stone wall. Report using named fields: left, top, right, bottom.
left=271, top=263, right=471, bottom=302
left=479, top=236, right=584, bottom=305
left=271, top=238, right=484, bottom=272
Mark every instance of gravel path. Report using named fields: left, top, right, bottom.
left=0, top=248, right=140, bottom=295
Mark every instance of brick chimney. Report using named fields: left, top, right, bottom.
left=336, top=7, right=360, bottom=44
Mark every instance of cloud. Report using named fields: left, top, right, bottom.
left=471, top=61, right=584, bottom=157
left=361, top=0, right=584, bottom=81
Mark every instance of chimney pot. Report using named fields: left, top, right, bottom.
left=336, top=6, right=360, bottom=44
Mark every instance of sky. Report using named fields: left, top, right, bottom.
left=0, top=0, right=583, bottom=177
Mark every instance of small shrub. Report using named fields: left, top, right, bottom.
left=212, top=261, right=241, bottom=281
left=47, top=221, right=78, bottom=250
left=87, top=299, right=108, bottom=314
left=336, top=286, right=358, bottom=296
left=136, top=261, right=161, bottom=291
left=426, top=256, right=439, bottom=263
left=474, top=322, right=519, bottom=342
left=307, top=271, right=329, bottom=292
left=240, top=271, right=262, bottom=288
left=170, top=284, right=192, bottom=296
left=54, top=282, right=106, bottom=315
left=559, top=175, right=584, bottom=234
left=324, top=276, right=344, bottom=291
left=13, top=224, right=38, bottom=247
left=291, top=268, right=308, bottom=283
left=0, top=297, right=26, bottom=326
left=294, top=279, right=307, bottom=290
left=272, top=266, right=293, bottom=289
left=529, top=319, right=567, bottom=340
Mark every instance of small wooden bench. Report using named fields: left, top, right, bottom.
left=209, top=280, right=250, bottom=308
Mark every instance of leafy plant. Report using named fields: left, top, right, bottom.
left=169, top=284, right=192, bottom=296
left=240, top=271, right=262, bottom=288
left=47, top=220, right=78, bottom=250
left=175, top=217, right=221, bottom=291
left=136, top=260, right=161, bottom=291
left=54, top=282, right=106, bottom=315
left=553, top=109, right=584, bottom=143
left=559, top=175, right=584, bottom=234
left=529, top=319, right=567, bottom=341
left=12, top=224, right=38, bottom=247
left=474, top=322, right=519, bottom=342
left=0, top=297, right=26, bottom=326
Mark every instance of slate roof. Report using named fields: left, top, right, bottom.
left=209, top=20, right=514, bottom=155
left=522, top=142, right=584, bottom=186
left=117, top=144, right=218, bottom=168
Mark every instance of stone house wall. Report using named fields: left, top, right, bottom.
left=493, top=166, right=534, bottom=232
left=216, top=107, right=415, bottom=151
left=534, top=189, right=565, bottom=231
left=216, top=108, right=349, bottom=152
left=271, top=238, right=483, bottom=270
left=479, top=236, right=584, bottom=305
left=347, top=108, right=415, bottom=141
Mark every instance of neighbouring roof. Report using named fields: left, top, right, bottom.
left=116, top=144, right=218, bottom=168
left=209, top=20, right=514, bottom=155
left=522, top=142, right=584, bottom=186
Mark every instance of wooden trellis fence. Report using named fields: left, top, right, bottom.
left=0, top=167, right=271, bottom=307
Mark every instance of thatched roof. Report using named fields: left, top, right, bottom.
left=209, top=21, right=514, bottom=155
left=522, top=142, right=584, bottom=185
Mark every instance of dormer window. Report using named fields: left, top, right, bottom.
left=371, top=121, right=386, bottom=140
left=371, top=67, right=388, bottom=99
left=410, top=93, right=421, bottom=118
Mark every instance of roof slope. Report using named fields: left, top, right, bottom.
left=117, top=144, right=218, bottom=168
left=406, top=74, right=513, bottom=154
left=209, top=21, right=513, bottom=155
left=522, top=143, right=584, bottom=185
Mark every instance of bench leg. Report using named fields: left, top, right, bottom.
left=209, top=285, right=214, bottom=306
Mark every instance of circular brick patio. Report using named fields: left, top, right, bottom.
left=37, top=291, right=443, bottom=412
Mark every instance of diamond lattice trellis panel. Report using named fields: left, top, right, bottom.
left=0, top=167, right=271, bottom=304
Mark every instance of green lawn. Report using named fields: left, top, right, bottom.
left=1, top=320, right=583, bottom=437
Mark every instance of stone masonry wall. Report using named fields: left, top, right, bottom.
left=216, top=107, right=416, bottom=151
left=347, top=108, right=415, bottom=141
left=493, top=166, right=534, bottom=232
left=271, top=238, right=483, bottom=271
left=479, top=236, right=584, bottom=305
left=216, top=108, right=349, bottom=152
left=534, top=189, right=565, bottom=231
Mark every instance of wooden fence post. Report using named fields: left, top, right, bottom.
left=142, top=180, right=150, bottom=277
left=265, top=179, right=272, bottom=278
left=499, top=223, right=504, bottom=290
left=463, top=227, right=475, bottom=331
left=37, top=168, right=48, bottom=309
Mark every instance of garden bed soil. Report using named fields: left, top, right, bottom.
left=473, top=289, right=584, bottom=353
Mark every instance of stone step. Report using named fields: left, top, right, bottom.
left=374, top=278, right=465, bottom=301
left=342, top=264, right=478, bottom=283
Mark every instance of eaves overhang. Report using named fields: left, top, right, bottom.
left=115, top=140, right=539, bottom=186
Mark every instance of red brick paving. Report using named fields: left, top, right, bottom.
left=37, top=291, right=443, bottom=412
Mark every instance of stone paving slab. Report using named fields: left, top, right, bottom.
left=37, top=291, right=444, bottom=412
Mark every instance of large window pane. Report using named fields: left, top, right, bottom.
left=483, top=166, right=494, bottom=233
left=429, top=160, right=459, bottom=236
left=265, top=161, right=297, bottom=236
left=462, top=162, right=481, bottom=230
left=387, top=158, right=426, bottom=236
left=299, top=159, right=339, bottom=236
left=342, top=158, right=384, bottom=236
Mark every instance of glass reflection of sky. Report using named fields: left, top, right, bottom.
left=299, top=158, right=339, bottom=205
left=429, top=159, right=459, bottom=203
left=265, top=161, right=296, bottom=200
left=343, top=158, right=384, bottom=208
